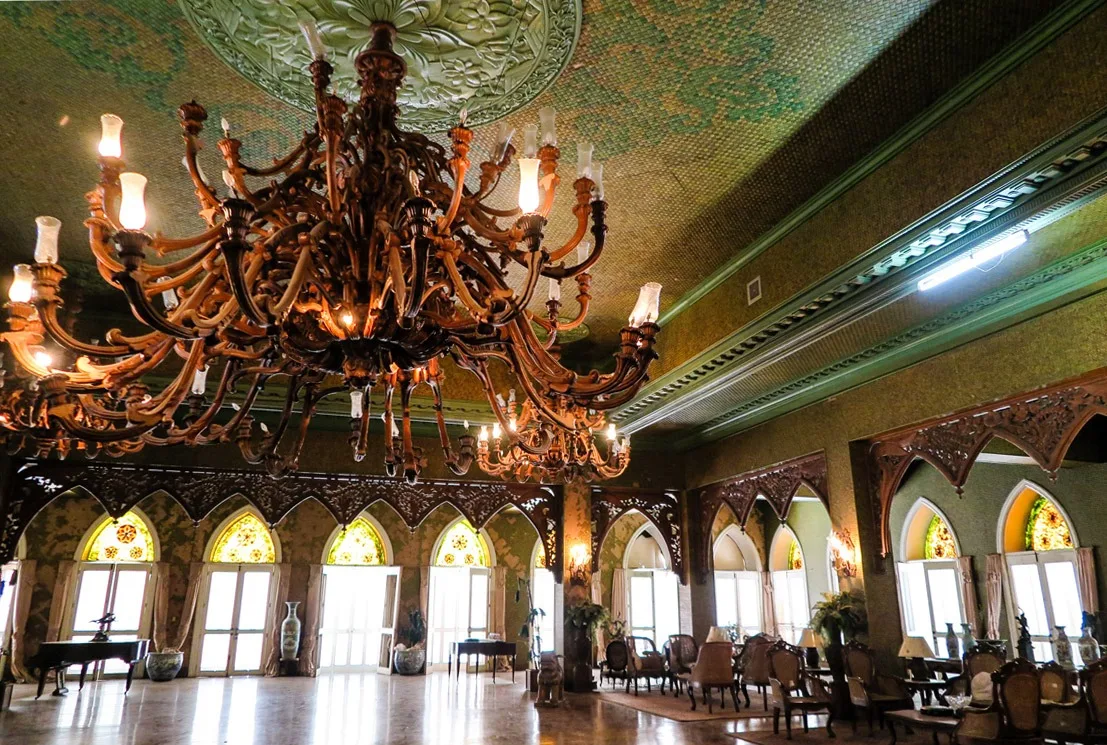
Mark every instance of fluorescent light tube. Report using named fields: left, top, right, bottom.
left=918, top=229, right=1028, bottom=291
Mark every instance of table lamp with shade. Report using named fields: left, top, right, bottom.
left=797, top=628, right=823, bottom=668
left=898, top=636, right=935, bottom=680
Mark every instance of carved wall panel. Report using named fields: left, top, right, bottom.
left=690, top=451, right=829, bottom=583
left=866, top=370, right=1107, bottom=557
left=0, top=459, right=562, bottom=579
left=591, top=487, right=685, bottom=584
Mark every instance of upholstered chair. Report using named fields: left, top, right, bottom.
left=843, top=640, right=913, bottom=735
left=953, top=658, right=1042, bottom=744
left=1040, top=657, right=1107, bottom=742
left=963, top=647, right=1006, bottom=678
left=601, top=640, right=630, bottom=690
left=625, top=635, right=667, bottom=695
left=665, top=634, right=698, bottom=698
left=768, top=640, right=835, bottom=740
left=1039, top=661, right=1078, bottom=704
left=737, top=633, right=776, bottom=709
left=683, top=641, right=738, bottom=713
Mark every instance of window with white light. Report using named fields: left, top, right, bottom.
left=770, top=527, right=809, bottom=644
left=428, top=519, right=492, bottom=666
left=896, top=500, right=965, bottom=655
left=625, top=529, right=680, bottom=649
left=531, top=544, right=556, bottom=654
left=713, top=526, right=762, bottom=639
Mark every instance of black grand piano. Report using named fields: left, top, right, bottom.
left=33, top=639, right=149, bottom=698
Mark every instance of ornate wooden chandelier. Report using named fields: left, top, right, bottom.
left=0, top=22, right=661, bottom=483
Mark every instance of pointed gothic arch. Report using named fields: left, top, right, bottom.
left=321, top=513, right=393, bottom=566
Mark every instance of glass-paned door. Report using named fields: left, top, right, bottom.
left=772, top=569, right=810, bottom=644
left=319, top=566, right=400, bottom=671
left=714, top=570, right=762, bottom=639
left=66, top=563, right=153, bottom=676
left=895, top=561, right=965, bottom=655
left=428, top=567, right=491, bottom=666
left=195, top=566, right=274, bottom=676
left=1006, top=551, right=1084, bottom=664
left=532, top=567, right=557, bottom=653
left=0, top=563, right=19, bottom=649
left=628, top=569, right=681, bottom=649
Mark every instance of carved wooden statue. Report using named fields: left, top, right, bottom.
left=1016, top=612, right=1034, bottom=662
left=535, top=653, right=564, bottom=707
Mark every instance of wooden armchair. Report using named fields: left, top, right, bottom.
left=1040, top=661, right=1078, bottom=704
left=601, top=640, right=630, bottom=690
left=737, top=633, right=776, bottom=709
left=682, top=641, right=737, bottom=713
left=963, top=647, right=1006, bottom=678
left=665, top=634, right=698, bottom=698
left=844, top=640, right=913, bottom=735
left=1038, top=657, right=1107, bottom=744
left=625, top=635, right=667, bottom=695
left=954, top=658, right=1042, bottom=744
left=769, top=641, right=834, bottom=740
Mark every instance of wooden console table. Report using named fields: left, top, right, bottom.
left=448, top=640, right=516, bottom=683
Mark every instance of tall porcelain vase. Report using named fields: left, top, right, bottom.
left=945, top=623, right=960, bottom=659
left=1079, top=626, right=1101, bottom=666
left=1053, top=626, right=1074, bottom=670
left=281, top=601, right=302, bottom=661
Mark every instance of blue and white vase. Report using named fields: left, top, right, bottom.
left=280, top=601, right=301, bottom=661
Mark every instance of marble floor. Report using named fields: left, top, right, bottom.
left=0, top=672, right=837, bottom=745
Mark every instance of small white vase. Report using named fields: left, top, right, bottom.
left=280, top=601, right=301, bottom=661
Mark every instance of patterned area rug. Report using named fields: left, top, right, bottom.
left=597, top=688, right=774, bottom=722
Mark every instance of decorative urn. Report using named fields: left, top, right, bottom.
left=280, top=601, right=301, bottom=662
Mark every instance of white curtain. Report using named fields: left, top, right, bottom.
left=9, top=559, right=36, bottom=682
left=957, top=555, right=979, bottom=635
left=610, top=568, right=628, bottom=628
left=298, top=564, right=324, bottom=676
left=263, top=563, right=290, bottom=677
left=46, top=559, right=77, bottom=642
left=1078, top=547, right=1099, bottom=615
left=172, top=561, right=203, bottom=651
left=985, top=554, right=1004, bottom=640
left=591, top=572, right=605, bottom=658
left=151, top=561, right=171, bottom=652
left=761, top=570, right=777, bottom=636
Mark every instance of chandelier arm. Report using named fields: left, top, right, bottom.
left=162, top=359, right=241, bottom=440
left=149, top=224, right=225, bottom=255
left=541, top=199, right=606, bottom=280
left=140, top=239, right=221, bottom=280
left=242, top=138, right=315, bottom=178
left=427, top=377, right=472, bottom=476
left=398, top=377, right=423, bottom=484
left=49, top=412, right=160, bottom=443
left=86, top=221, right=127, bottom=286
left=267, top=241, right=316, bottom=319
left=381, top=379, right=399, bottom=479
left=76, top=336, right=178, bottom=387
left=220, top=239, right=271, bottom=328
left=198, top=372, right=268, bottom=443
left=180, top=134, right=220, bottom=219
left=115, top=271, right=205, bottom=341
left=34, top=303, right=141, bottom=358
left=546, top=178, right=595, bottom=262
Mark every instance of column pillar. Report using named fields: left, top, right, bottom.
left=684, top=489, right=716, bottom=642
left=561, top=479, right=593, bottom=692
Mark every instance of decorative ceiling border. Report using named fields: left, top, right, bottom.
left=863, top=369, right=1107, bottom=559
left=658, top=0, right=1105, bottom=327
left=615, top=99, right=1107, bottom=434
left=676, top=232, right=1107, bottom=449
left=590, top=486, right=684, bottom=584
left=690, top=451, right=828, bottom=583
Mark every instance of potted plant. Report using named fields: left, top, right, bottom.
left=393, top=609, right=426, bottom=675
left=146, top=646, right=184, bottom=682
left=810, top=589, right=867, bottom=677
left=517, top=577, right=548, bottom=691
left=605, top=618, right=627, bottom=641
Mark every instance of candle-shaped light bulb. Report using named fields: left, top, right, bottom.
left=191, top=366, right=208, bottom=395
left=222, top=169, right=236, bottom=194
left=260, top=421, right=270, bottom=434
left=156, top=276, right=179, bottom=310
left=494, top=121, right=515, bottom=161
left=298, top=19, right=327, bottom=60
left=518, top=157, right=540, bottom=213
left=620, top=436, right=630, bottom=452
left=341, top=312, right=355, bottom=328
left=8, top=264, right=33, bottom=303
left=350, top=390, right=364, bottom=419
left=98, top=114, right=123, bottom=158
left=628, top=282, right=663, bottom=327
left=479, top=425, right=489, bottom=442
left=463, top=419, right=470, bottom=431
left=33, top=350, right=53, bottom=369
left=577, top=239, right=591, bottom=267
left=576, top=141, right=593, bottom=180
left=117, top=172, right=148, bottom=230
left=492, top=422, right=502, bottom=439
left=606, top=422, right=617, bottom=441
left=391, top=417, right=400, bottom=438
left=34, top=216, right=61, bottom=264
left=495, top=393, right=506, bottom=410
left=507, top=389, right=516, bottom=408
left=522, top=124, right=538, bottom=158
left=220, top=116, right=231, bottom=138
left=548, top=277, right=561, bottom=302
left=231, top=402, right=241, bottom=411
left=592, top=162, right=604, bottom=201
left=458, top=106, right=468, bottom=126
left=538, top=107, right=556, bottom=147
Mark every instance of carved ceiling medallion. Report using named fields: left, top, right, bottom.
left=178, top=0, right=582, bottom=130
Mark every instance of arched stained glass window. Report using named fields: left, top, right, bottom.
left=923, top=515, right=957, bottom=559
left=1025, top=496, right=1074, bottom=552
left=327, top=517, right=386, bottom=565
left=434, top=520, right=488, bottom=567
left=210, top=512, right=276, bottom=564
left=787, top=540, right=804, bottom=570
left=535, top=546, right=546, bottom=568
left=84, top=511, right=155, bottom=562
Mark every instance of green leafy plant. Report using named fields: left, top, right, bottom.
left=403, top=608, right=426, bottom=648
left=810, top=591, right=867, bottom=645
left=605, top=618, right=627, bottom=640
left=567, top=601, right=609, bottom=642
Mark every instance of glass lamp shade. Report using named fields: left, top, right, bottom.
left=190, top=366, right=208, bottom=396
left=576, top=239, right=591, bottom=267
left=298, top=19, right=327, bottom=59
left=592, top=162, right=604, bottom=201
left=898, top=636, right=936, bottom=658
left=518, top=158, right=541, bottom=213
left=98, top=114, right=123, bottom=158
left=493, top=121, right=515, bottom=162
left=350, top=390, right=364, bottom=419
left=8, top=264, right=33, bottom=303
left=538, top=107, right=556, bottom=146
left=118, top=172, right=148, bottom=230
left=576, top=142, right=593, bottom=180
left=628, top=282, right=662, bottom=326
left=522, top=124, right=538, bottom=158
left=34, top=216, right=61, bottom=264
left=547, top=277, right=560, bottom=302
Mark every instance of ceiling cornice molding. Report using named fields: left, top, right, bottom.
left=615, top=102, right=1107, bottom=433
left=676, top=234, right=1107, bottom=450
left=656, top=0, right=1106, bottom=328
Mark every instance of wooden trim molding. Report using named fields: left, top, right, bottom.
left=866, top=368, right=1107, bottom=558
left=590, top=486, right=685, bottom=584
left=690, top=451, right=829, bottom=583
left=0, top=460, right=563, bottom=580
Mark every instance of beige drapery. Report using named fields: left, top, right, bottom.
left=490, top=565, right=507, bottom=638
left=610, top=568, right=628, bottom=628
left=9, top=559, right=36, bottom=682
left=761, top=571, right=777, bottom=635
left=591, top=572, right=605, bottom=658
left=1077, top=547, right=1099, bottom=615
left=985, top=554, right=1004, bottom=640
left=298, top=564, right=324, bottom=677
left=171, top=561, right=204, bottom=651
left=419, top=566, right=431, bottom=622
left=957, top=556, right=979, bottom=634
left=263, top=563, right=290, bottom=677
left=151, top=561, right=171, bottom=652
left=45, top=559, right=77, bottom=642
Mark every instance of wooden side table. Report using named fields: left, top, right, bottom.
left=886, top=709, right=957, bottom=745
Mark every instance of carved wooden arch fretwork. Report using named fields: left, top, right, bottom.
left=590, top=487, right=685, bottom=584
left=866, top=370, right=1107, bottom=558
left=690, top=451, right=829, bottom=583
left=0, top=459, right=563, bottom=580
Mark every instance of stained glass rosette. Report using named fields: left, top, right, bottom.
left=327, top=517, right=386, bottom=566
left=210, top=512, right=276, bottom=563
left=923, top=515, right=957, bottom=559
left=434, top=520, right=489, bottom=567
left=85, top=511, right=154, bottom=562
left=1026, top=497, right=1074, bottom=552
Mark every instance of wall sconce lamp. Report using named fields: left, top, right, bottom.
left=829, top=529, right=858, bottom=578
left=568, top=543, right=590, bottom=586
